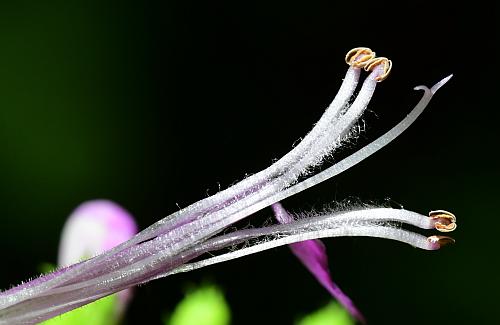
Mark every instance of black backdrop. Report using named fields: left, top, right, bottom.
left=0, top=1, right=497, bottom=324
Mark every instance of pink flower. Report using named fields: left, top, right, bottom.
left=58, top=200, right=138, bottom=317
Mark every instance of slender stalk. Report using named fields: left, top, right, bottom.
left=0, top=48, right=454, bottom=324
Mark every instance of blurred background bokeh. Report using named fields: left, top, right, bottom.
left=0, top=1, right=497, bottom=324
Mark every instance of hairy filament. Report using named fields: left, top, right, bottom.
left=0, top=52, right=367, bottom=306
left=161, top=222, right=441, bottom=278
left=0, top=48, right=376, bottom=306
left=158, top=74, right=454, bottom=263
left=0, top=73, right=451, bottom=315
left=226, top=74, right=454, bottom=220
left=0, top=293, right=108, bottom=325
left=63, top=208, right=454, bottom=292
left=0, top=207, right=453, bottom=325
left=280, top=67, right=380, bottom=183
left=0, top=48, right=454, bottom=324
left=5, top=73, right=451, bottom=309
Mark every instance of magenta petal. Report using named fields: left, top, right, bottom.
left=272, top=203, right=365, bottom=323
left=58, top=200, right=138, bottom=266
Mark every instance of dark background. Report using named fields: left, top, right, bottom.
left=0, top=1, right=497, bottom=324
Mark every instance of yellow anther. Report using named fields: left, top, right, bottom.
left=429, top=210, right=456, bottom=222
left=345, top=47, right=376, bottom=68
left=429, top=210, right=457, bottom=233
left=364, top=57, right=392, bottom=82
left=435, top=222, right=457, bottom=232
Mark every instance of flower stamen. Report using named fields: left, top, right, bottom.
left=427, top=235, right=455, bottom=249
left=429, top=210, right=457, bottom=232
left=364, top=57, right=392, bottom=82
left=0, top=48, right=454, bottom=324
left=345, top=47, right=376, bottom=68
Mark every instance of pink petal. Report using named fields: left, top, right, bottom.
left=58, top=199, right=138, bottom=316
left=272, top=203, right=365, bottom=323
left=58, top=200, right=138, bottom=265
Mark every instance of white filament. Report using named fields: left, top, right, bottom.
left=30, top=207, right=433, bottom=299
left=150, top=74, right=452, bottom=257
left=0, top=72, right=452, bottom=321
left=0, top=67, right=363, bottom=308
left=214, top=75, right=454, bottom=225
left=162, top=225, right=432, bottom=278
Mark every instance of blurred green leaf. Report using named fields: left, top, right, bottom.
left=165, top=284, right=230, bottom=325
left=41, top=294, right=118, bottom=325
left=37, top=262, right=56, bottom=274
left=296, top=302, right=354, bottom=325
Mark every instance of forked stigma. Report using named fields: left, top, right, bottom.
left=345, top=47, right=376, bottom=68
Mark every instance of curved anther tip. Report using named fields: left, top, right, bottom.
left=429, top=210, right=457, bottom=232
left=345, top=47, right=376, bottom=68
left=427, top=235, right=455, bottom=248
left=435, top=222, right=457, bottom=232
left=429, top=210, right=456, bottom=223
left=364, top=57, right=392, bottom=82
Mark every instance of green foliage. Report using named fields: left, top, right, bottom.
left=296, top=302, right=354, bottom=325
left=41, top=294, right=118, bottom=325
left=38, top=262, right=57, bottom=274
left=165, top=284, right=231, bottom=325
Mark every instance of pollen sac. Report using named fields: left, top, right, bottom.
left=427, top=235, right=455, bottom=249
left=345, top=47, right=376, bottom=68
left=364, top=57, right=392, bottom=82
left=429, top=210, right=457, bottom=232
